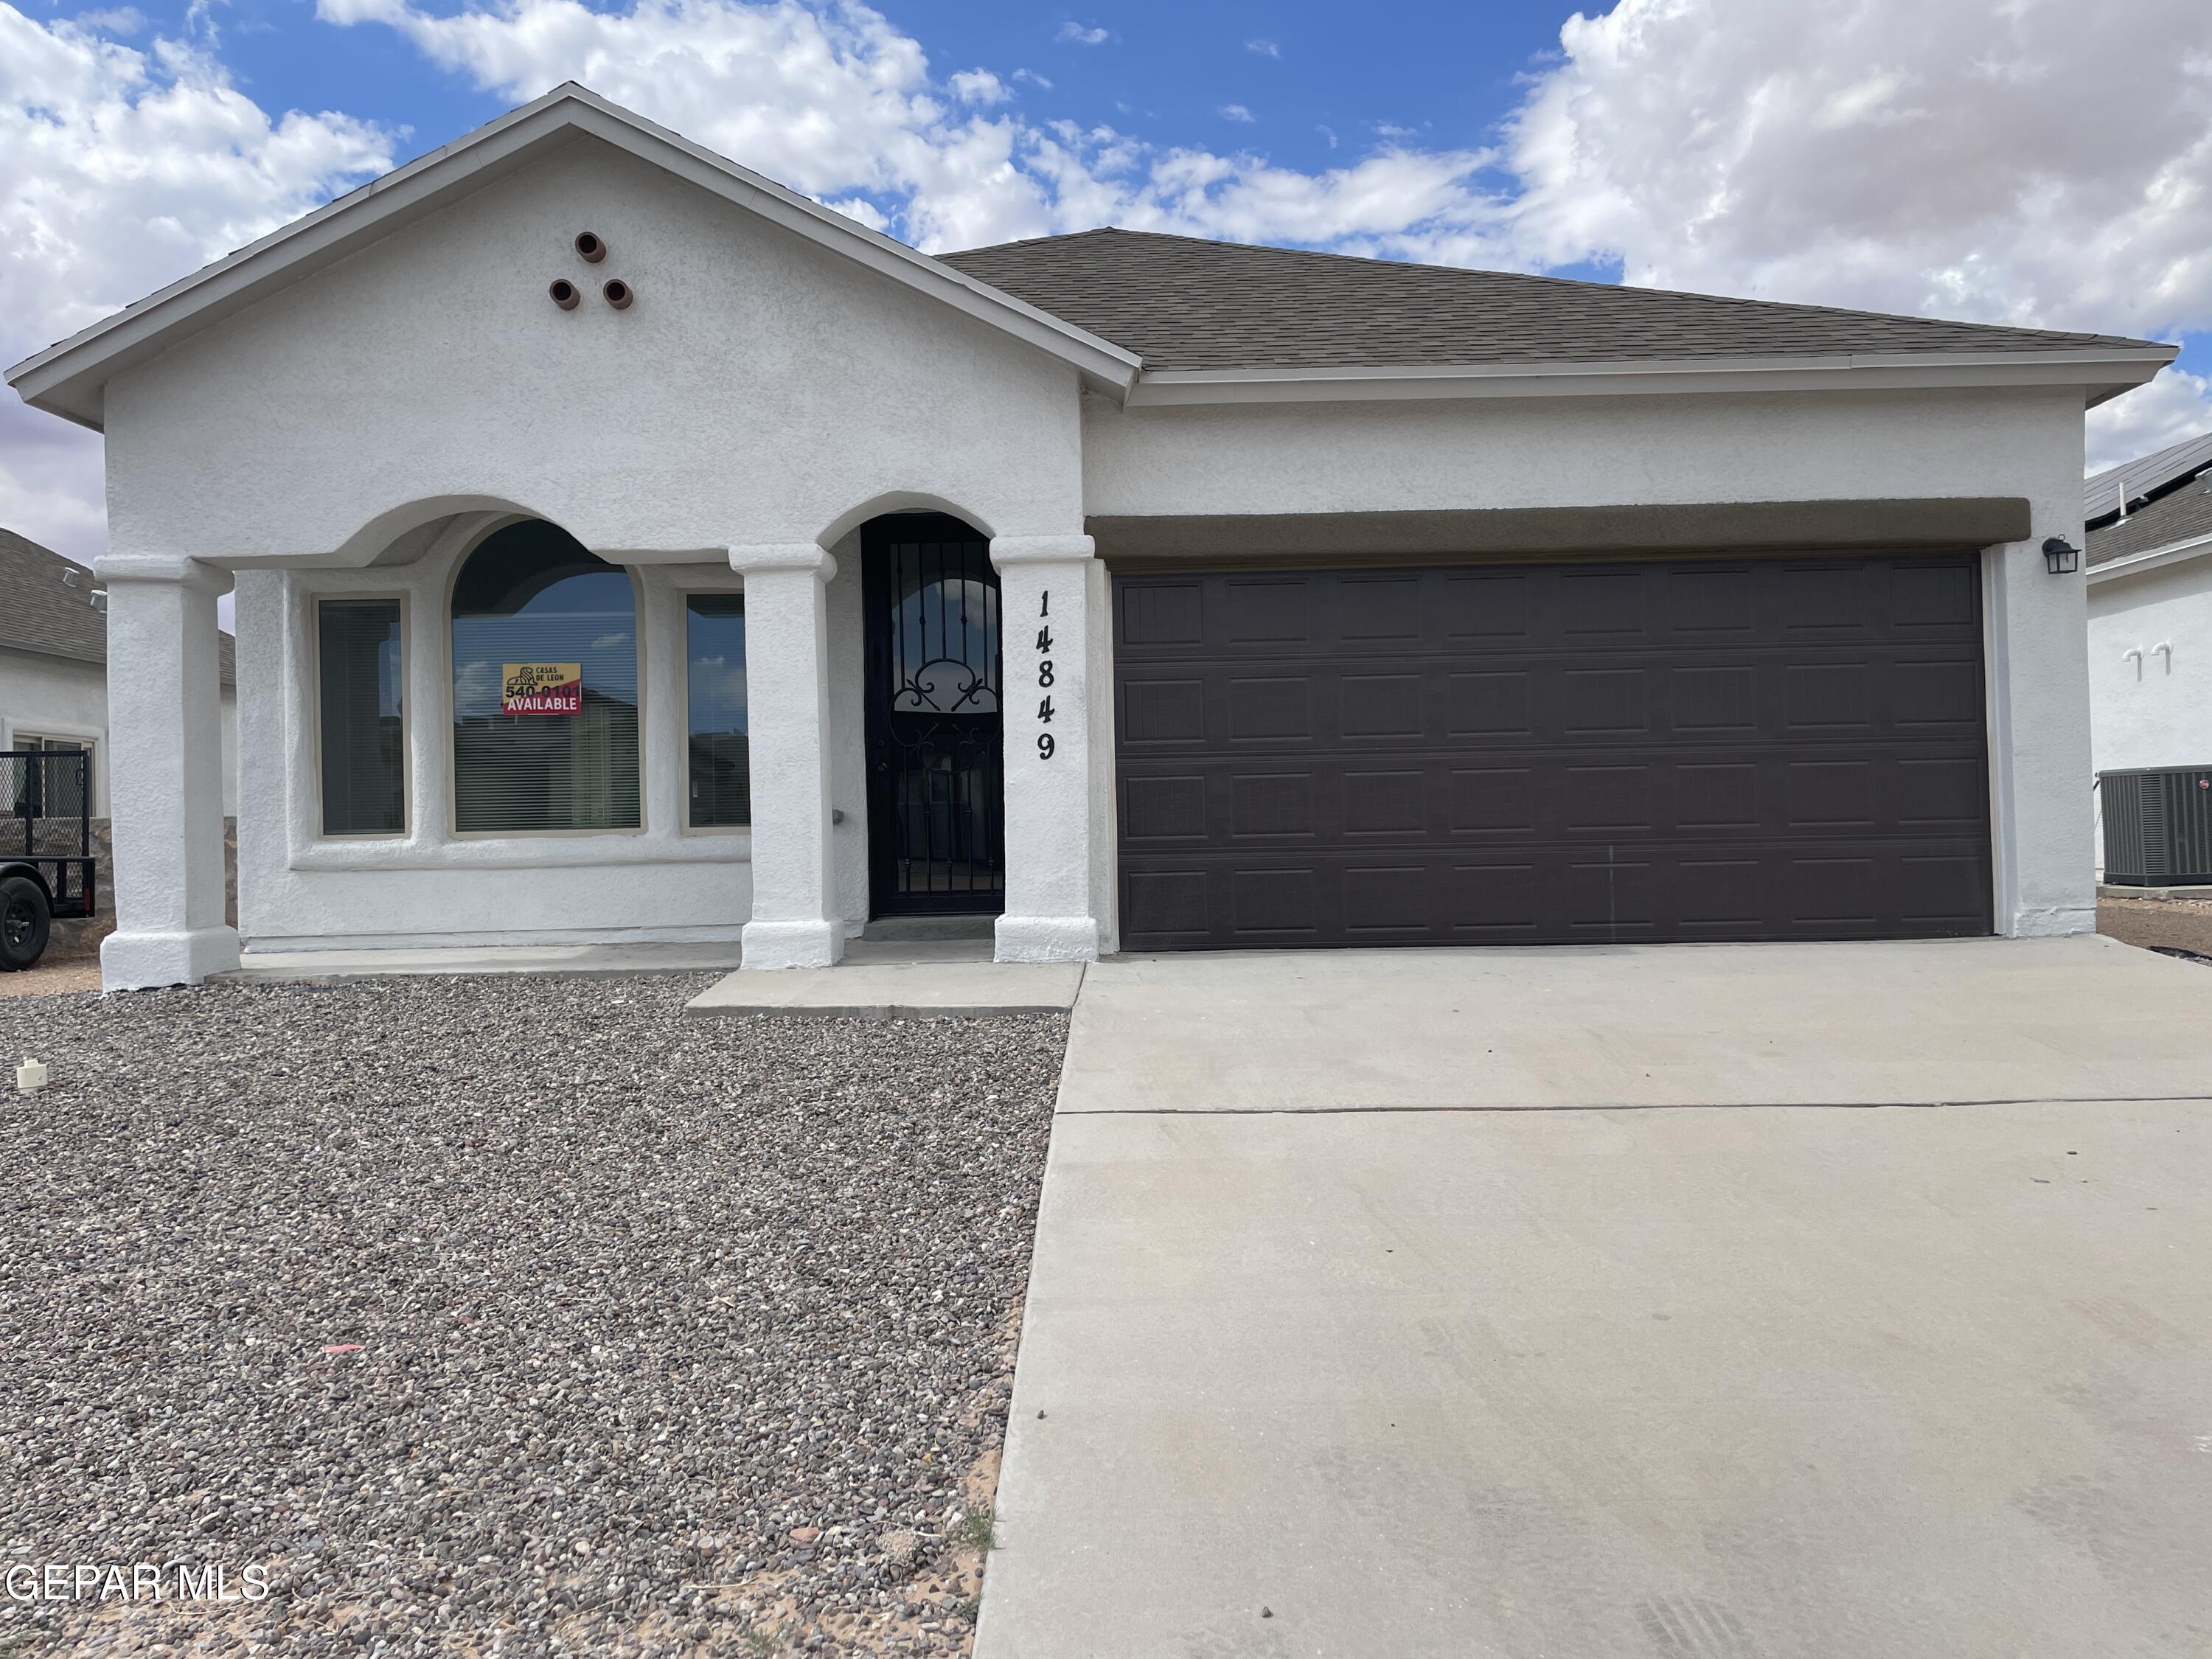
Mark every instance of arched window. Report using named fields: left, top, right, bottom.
left=451, top=521, right=640, bottom=833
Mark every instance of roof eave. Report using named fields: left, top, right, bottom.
left=1124, top=344, right=2177, bottom=408
left=2087, top=529, right=2212, bottom=585
left=6, top=84, right=1139, bottom=431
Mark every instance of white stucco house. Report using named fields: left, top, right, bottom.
left=1, top=526, right=237, bottom=822
left=1, top=86, right=2174, bottom=990
left=2084, top=431, right=2212, bottom=779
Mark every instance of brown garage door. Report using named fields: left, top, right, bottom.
left=1113, top=554, right=1992, bottom=951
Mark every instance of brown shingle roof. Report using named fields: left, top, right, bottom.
left=0, top=526, right=234, bottom=686
left=939, top=228, right=2160, bottom=372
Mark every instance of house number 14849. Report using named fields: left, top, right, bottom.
left=1035, top=589, right=1056, bottom=758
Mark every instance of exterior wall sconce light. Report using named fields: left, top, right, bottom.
left=602, top=278, right=634, bottom=310
left=548, top=278, right=580, bottom=310
left=574, top=231, right=607, bottom=263
left=2042, top=536, right=2081, bottom=574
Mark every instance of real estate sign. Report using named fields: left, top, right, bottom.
left=501, top=663, right=582, bottom=716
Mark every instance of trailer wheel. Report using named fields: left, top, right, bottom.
left=0, top=876, right=50, bottom=971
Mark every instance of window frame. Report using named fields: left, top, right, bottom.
left=679, top=587, right=752, bottom=835
left=443, top=537, right=649, bottom=842
left=312, top=590, right=410, bottom=841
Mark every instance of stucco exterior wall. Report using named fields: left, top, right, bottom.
left=2088, top=562, right=2212, bottom=776
left=1085, top=385, right=2097, bottom=939
left=83, top=127, right=2103, bottom=958
left=1, top=647, right=236, bottom=817
left=100, top=134, right=1087, bottom=564
left=134, top=136, right=1088, bottom=954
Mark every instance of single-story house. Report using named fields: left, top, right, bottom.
left=1, top=525, right=237, bottom=821
left=2084, top=431, right=2212, bottom=787
left=1, top=86, right=2173, bottom=989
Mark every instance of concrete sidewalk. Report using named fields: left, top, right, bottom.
left=978, top=936, right=2212, bottom=1659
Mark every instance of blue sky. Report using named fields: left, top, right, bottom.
left=4, top=0, right=2209, bottom=563
left=201, top=1, right=1575, bottom=190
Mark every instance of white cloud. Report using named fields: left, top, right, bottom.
left=1496, top=0, right=2212, bottom=345
left=72, top=7, right=147, bottom=32
left=2087, top=366, right=2212, bottom=473
left=947, top=67, right=1005, bottom=105
left=1009, top=66, right=1051, bottom=90
left=1220, top=103, right=1253, bottom=124
left=1494, top=0, right=2212, bottom=470
left=1056, top=21, right=1107, bottom=46
left=1245, top=38, right=1278, bottom=58
left=0, top=4, right=392, bottom=563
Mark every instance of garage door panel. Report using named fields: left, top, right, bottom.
left=1559, top=568, right=1653, bottom=639
left=1116, top=556, right=1991, bottom=950
left=1559, top=667, right=1653, bottom=735
left=1889, top=560, right=1978, bottom=629
left=1441, top=571, right=1537, bottom=641
left=1121, top=773, right=1208, bottom=843
left=1343, top=770, right=1428, bottom=836
left=1229, top=773, right=1319, bottom=841
left=1449, top=768, right=1539, bottom=835
left=1121, top=580, right=1205, bottom=647
left=1338, top=574, right=1426, bottom=641
left=1669, top=566, right=1759, bottom=636
left=1670, top=665, right=1761, bottom=733
left=1119, top=676, right=1206, bottom=745
left=1446, top=671, right=1535, bottom=737
left=1891, top=658, right=1983, bottom=727
left=1220, top=577, right=1312, bottom=644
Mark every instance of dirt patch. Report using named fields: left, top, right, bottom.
left=2098, top=894, right=2212, bottom=959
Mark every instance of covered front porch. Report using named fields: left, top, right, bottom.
left=94, top=498, right=1113, bottom=991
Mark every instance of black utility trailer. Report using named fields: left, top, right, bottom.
left=1, top=747, right=97, bottom=970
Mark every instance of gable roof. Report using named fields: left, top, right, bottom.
left=4, top=84, right=1139, bottom=431
left=942, top=227, right=2171, bottom=406
left=6, top=87, right=2170, bottom=427
left=0, top=526, right=235, bottom=686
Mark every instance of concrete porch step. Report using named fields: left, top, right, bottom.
left=223, top=940, right=742, bottom=981
left=859, top=914, right=998, bottom=942
left=685, top=942, right=1081, bottom=1021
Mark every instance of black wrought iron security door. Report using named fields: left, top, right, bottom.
left=863, top=515, right=1006, bottom=915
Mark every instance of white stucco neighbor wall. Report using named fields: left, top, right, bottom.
left=2087, top=560, right=2212, bottom=775
left=1, top=648, right=237, bottom=817
left=1085, top=385, right=2099, bottom=939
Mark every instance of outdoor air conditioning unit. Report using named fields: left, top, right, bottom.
left=2099, top=765, right=2212, bottom=887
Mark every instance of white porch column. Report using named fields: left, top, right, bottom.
left=731, top=543, right=844, bottom=969
left=991, top=534, right=1102, bottom=962
left=93, top=553, right=240, bottom=989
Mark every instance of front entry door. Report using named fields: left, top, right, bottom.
left=863, top=515, right=1006, bottom=916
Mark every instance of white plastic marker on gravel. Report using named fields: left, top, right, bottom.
left=0, top=973, right=1066, bottom=1658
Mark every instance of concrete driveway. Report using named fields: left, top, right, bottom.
left=977, top=936, right=2212, bottom=1659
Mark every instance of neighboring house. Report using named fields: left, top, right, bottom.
left=0, top=86, right=2173, bottom=989
left=2084, top=431, right=2212, bottom=782
left=0, top=526, right=237, bottom=821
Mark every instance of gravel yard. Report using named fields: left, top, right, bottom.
left=0, top=974, right=1065, bottom=1657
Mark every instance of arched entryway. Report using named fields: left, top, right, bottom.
left=860, top=513, right=1004, bottom=917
